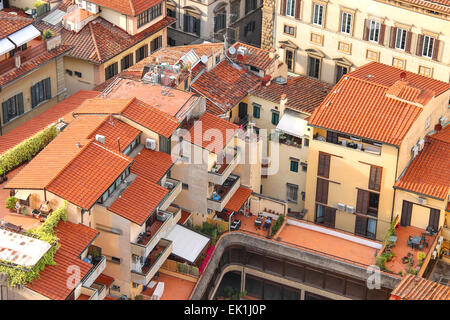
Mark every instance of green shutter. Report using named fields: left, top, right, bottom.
left=2, top=101, right=8, bottom=124
left=253, top=105, right=260, bottom=118
left=31, top=84, right=37, bottom=108
left=44, top=78, right=51, bottom=100
left=17, top=93, right=24, bottom=115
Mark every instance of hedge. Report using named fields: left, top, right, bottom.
left=0, top=124, right=57, bottom=175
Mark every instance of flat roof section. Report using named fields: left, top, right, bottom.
left=165, top=224, right=210, bottom=263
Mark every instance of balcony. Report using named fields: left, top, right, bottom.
left=207, top=174, right=241, bottom=212
left=90, top=282, right=106, bottom=300
left=208, top=147, right=241, bottom=185
left=77, top=286, right=99, bottom=300
left=83, top=254, right=107, bottom=288
left=313, top=132, right=381, bottom=156
left=131, top=239, right=173, bottom=286
left=159, top=178, right=182, bottom=211
left=130, top=208, right=179, bottom=258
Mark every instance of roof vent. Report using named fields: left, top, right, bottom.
left=272, top=76, right=287, bottom=84
left=95, top=134, right=106, bottom=144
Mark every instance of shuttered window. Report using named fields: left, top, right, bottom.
left=368, top=165, right=382, bottom=191
left=2, top=93, right=24, bottom=124
left=136, top=45, right=149, bottom=62
left=317, top=152, right=330, bottom=178
left=428, top=209, right=440, bottom=231
left=31, top=78, right=51, bottom=108
left=315, top=178, right=328, bottom=204
left=356, top=189, right=369, bottom=214
left=150, top=36, right=163, bottom=53
left=105, top=62, right=118, bottom=80
left=315, top=204, right=335, bottom=228
left=121, top=53, right=134, bottom=71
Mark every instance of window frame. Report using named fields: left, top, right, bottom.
left=340, top=11, right=353, bottom=34
left=312, top=3, right=324, bottom=26
left=368, top=20, right=380, bottom=43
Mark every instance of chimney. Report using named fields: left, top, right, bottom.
left=280, top=94, right=288, bottom=114
left=14, top=55, right=21, bottom=68
left=400, top=71, right=407, bottom=81
left=269, top=48, right=275, bottom=59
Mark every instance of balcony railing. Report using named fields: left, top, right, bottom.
left=207, top=174, right=240, bottom=212
left=83, top=255, right=106, bottom=287
left=208, top=147, right=241, bottom=185
left=160, top=178, right=182, bottom=211
left=131, top=239, right=173, bottom=286
left=90, top=282, right=106, bottom=300
left=79, top=286, right=99, bottom=300
left=313, top=134, right=381, bottom=155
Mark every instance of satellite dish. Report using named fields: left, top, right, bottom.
left=201, top=55, right=208, bottom=64
left=228, top=47, right=236, bottom=55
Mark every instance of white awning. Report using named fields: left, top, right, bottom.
left=7, top=25, right=41, bottom=47
left=0, top=37, right=15, bottom=56
left=276, top=111, right=306, bottom=138
left=165, top=224, right=210, bottom=263
left=15, top=190, right=31, bottom=201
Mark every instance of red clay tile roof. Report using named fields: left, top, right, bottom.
left=94, top=273, right=114, bottom=288
left=0, top=11, right=33, bottom=38
left=74, top=97, right=135, bottom=114
left=0, top=90, right=99, bottom=155
left=130, top=149, right=174, bottom=183
left=229, top=42, right=278, bottom=71
left=251, top=76, right=333, bottom=114
left=47, top=141, right=132, bottom=210
left=26, top=249, right=92, bottom=300
left=183, top=112, right=240, bottom=153
left=54, top=221, right=99, bottom=257
left=308, top=63, right=450, bottom=146
left=89, top=117, right=141, bottom=153
left=89, top=0, right=164, bottom=16
left=225, top=187, right=252, bottom=212
left=191, top=59, right=261, bottom=113
left=0, top=44, right=72, bottom=87
left=108, top=176, right=168, bottom=225
left=392, top=0, right=450, bottom=14
left=390, top=274, right=450, bottom=300
left=394, top=125, right=450, bottom=200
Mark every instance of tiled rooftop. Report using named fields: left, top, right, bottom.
left=229, top=42, right=278, bottom=71
left=0, top=11, right=33, bottom=38
left=390, top=274, right=450, bottom=300
left=54, top=221, right=100, bottom=257
left=130, top=149, right=174, bottom=183
left=224, top=187, right=252, bottom=213
left=394, top=125, right=450, bottom=199
left=88, top=0, right=164, bottom=16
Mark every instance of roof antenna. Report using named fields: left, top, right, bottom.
left=108, top=113, right=114, bottom=125
left=117, top=137, right=121, bottom=153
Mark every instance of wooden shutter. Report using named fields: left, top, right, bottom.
left=2, top=101, right=8, bottom=124
left=295, top=0, right=301, bottom=19
left=315, top=178, right=329, bottom=204
left=317, top=152, right=330, bottom=178
left=405, top=31, right=412, bottom=53
left=369, top=166, right=382, bottom=191
left=17, top=93, right=24, bottom=115
left=432, top=39, right=440, bottom=61
left=428, top=209, right=440, bottom=230
left=389, top=27, right=397, bottom=48
left=400, top=201, right=412, bottom=226
left=44, top=78, right=51, bottom=100
left=363, top=19, right=369, bottom=41
left=355, top=215, right=368, bottom=236
left=378, top=24, right=386, bottom=45
left=416, top=34, right=424, bottom=56
left=324, top=207, right=336, bottom=228
left=281, top=0, right=287, bottom=15
left=356, top=189, right=369, bottom=214
left=31, top=84, right=37, bottom=108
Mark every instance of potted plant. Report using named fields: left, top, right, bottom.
left=6, top=196, right=18, bottom=212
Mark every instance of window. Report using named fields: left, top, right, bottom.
left=31, top=78, right=51, bottom=108
left=335, top=64, right=348, bottom=83
left=286, top=0, right=296, bottom=17
left=290, top=159, right=299, bottom=172
left=315, top=204, right=335, bottom=228
left=304, top=138, right=309, bottom=147
left=308, top=56, right=320, bottom=79
left=105, top=62, right=118, bottom=80
left=244, top=21, right=256, bottom=36
left=231, top=1, right=240, bottom=22
left=2, top=93, right=24, bottom=124
left=253, top=103, right=261, bottom=118
left=395, top=28, right=407, bottom=50
left=182, top=183, right=189, bottom=190
left=310, top=33, right=322, bottom=45
left=368, top=20, right=380, bottom=42
left=245, top=0, right=257, bottom=13
left=65, top=69, right=73, bottom=76
left=285, top=49, right=294, bottom=72
left=301, top=162, right=307, bottom=172
left=392, top=57, right=405, bottom=69
left=418, top=66, right=432, bottom=77
left=301, top=191, right=305, bottom=201
left=315, top=178, right=328, bottom=204
left=356, top=189, right=379, bottom=217
left=340, top=12, right=352, bottom=34
left=428, top=209, right=440, bottom=231
left=317, top=152, right=330, bottom=178
left=338, top=41, right=351, bottom=54
left=355, top=215, right=377, bottom=239
left=287, top=183, right=298, bottom=203
left=184, top=14, right=200, bottom=36
left=136, top=45, right=149, bottom=62
left=422, top=35, right=435, bottom=58
left=167, top=8, right=176, bottom=18
left=74, top=71, right=82, bottom=78
left=284, top=25, right=295, bottom=36
left=121, top=54, right=133, bottom=71
left=366, top=49, right=379, bottom=62
left=214, top=12, right=226, bottom=32
left=150, top=36, right=162, bottom=53
left=312, top=3, right=324, bottom=26
left=137, top=3, right=162, bottom=28
left=271, top=111, right=279, bottom=125
left=326, top=130, right=338, bottom=144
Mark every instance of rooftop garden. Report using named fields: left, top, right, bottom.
left=0, top=201, right=67, bottom=287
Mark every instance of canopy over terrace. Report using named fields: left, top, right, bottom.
left=165, top=224, right=210, bottom=264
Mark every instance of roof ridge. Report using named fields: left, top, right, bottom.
left=88, top=22, right=102, bottom=62
left=132, top=98, right=178, bottom=123
left=92, top=141, right=132, bottom=162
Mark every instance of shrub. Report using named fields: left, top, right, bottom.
left=42, top=29, right=53, bottom=40
left=0, top=125, right=57, bottom=176
left=417, top=251, right=426, bottom=262
left=376, top=255, right=387, bottom=271
left=5, top=196, right=18, bottom=210
left=271, top=214, right=285, bottom=236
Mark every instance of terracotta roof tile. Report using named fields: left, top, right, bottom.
left=130, top=149, right=173, bottom=183
left=94, top=273, right=114, bottom=288
left=395, top=0, right=450, bottom=14
left=89, top=0, right=164, bottom=16
left=394, top=125, right=450, bottom=199
left=54, top=221, right=99, bottom=257
left=183, top=112, right=240, bottom=153
left=0, top=90, right=99, bottom=155
left=108, top=176, right=168, bottom=225
left=47, top=141, right=132, bottom=210
left=251, top=76, right=333, bottom=114
left=74, top=97, right=135, bottom=114
left=191, top=60, right=261, bottom=113
left=225, top=187, right=252, bottom=212
left=229, top=42, right=278, bottom=71
left=0, top=11, right=33, bottom=38
left=390, top=274, right=450, bottom=300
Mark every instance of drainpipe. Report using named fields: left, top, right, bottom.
left=390, top=147, right=400, bottom=223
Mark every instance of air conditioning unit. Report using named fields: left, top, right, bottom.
left=237, top=46, right=248, bottom=57
left=346, top=205, right=355, bottom=214
left=87, top=2, right=99, bottom=14
left=337, top=203, right=346, bottom=211
left=95, top=134, right=105, bottom=144
left=417, top=197, right=427, bottom=205
left=163, top=181, right=174, bottom=189
left=439, top=116, right=447, bottom=126
left=411, top=144, right=419, bottom=158
left=418, top=139, right=425, bottom=151
left=438, top=236, right=443, bottom=246
left=145, top=138, right=156, bottom=150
